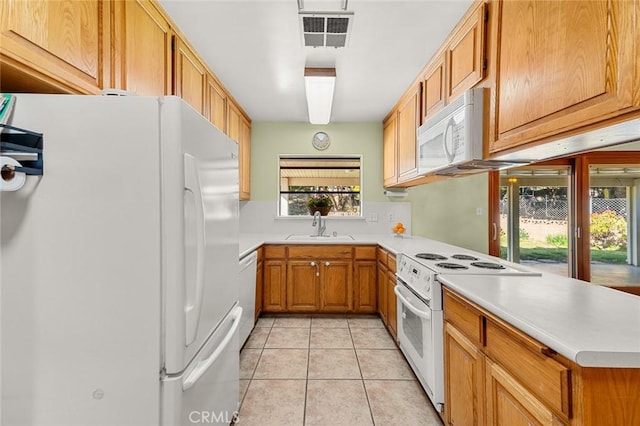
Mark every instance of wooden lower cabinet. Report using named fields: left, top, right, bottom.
left=262, top=259, right=286, bottom=312
left=377, top=253, right=389, bottom=323
left=444, top=322, right=486, bottom=426
left=485, top=359, right=562, bottom=426
left=443, top=287, right=640, bottom=426
left=354, top=260, right=377, bottom=313
left=254, top=249, right=263, bottom=322
left=319, top=260, right=353, bottom=312
left=286, top=260, right=320, bottom=312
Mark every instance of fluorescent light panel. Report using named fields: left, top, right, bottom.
left=304, top=68, right=336, bottom=125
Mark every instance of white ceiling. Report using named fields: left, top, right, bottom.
left=158, top=0, right=473, bottom=122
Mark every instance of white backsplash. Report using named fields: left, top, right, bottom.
left=240, top=201, right=411, bottom=236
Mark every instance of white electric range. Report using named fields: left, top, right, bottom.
left=395, top=251, right=541, bottom=413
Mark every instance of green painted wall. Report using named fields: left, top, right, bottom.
left=407, top=174, right=489, bottom=253
left=250, top=122, right=387, bottom=202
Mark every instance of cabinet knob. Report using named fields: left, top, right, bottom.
left=325, top=261, right=330, bottom=266
left=310, top=261, right=316, bottom=266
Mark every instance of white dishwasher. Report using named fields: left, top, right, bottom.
left=238, top=251, right=257, bottom=347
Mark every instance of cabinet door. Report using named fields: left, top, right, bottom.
left=319, top=260, right=353, bottom=312
left=207, top=75, right=227, bottom=133
left=263, top=260, right=286, bottom=312
left=239, top=116, right=251, bottom=201
left=486, top=359, right=560, bottom=426
left=382, top=114, right=398, bottom=186
left=227, top=101, right=242, bottom=142
left=174, top=37, right=207, bottom=115
left=255, top=260, right=263, bottom=322
left=447, top=2, right=486, bottom=101
left=0, top=0, right=110, bottom=93
left=377, top=262, right=388, bottom=323
left=422, top=53, right=446, bottom=121
left=491, top=0, right=639, bottom=152
left=386, top=270, right=397, bottom=339
left=117, top=0, right=172, bottom=96
left=227, top=101, right=251, bottom=200
left=287, top=260, right=319, bottom=312
left=354, top=260, right=377, bottom=313
left=444, top=322, right=485, bottom=426
left=396, top=84, right=421, bottom=181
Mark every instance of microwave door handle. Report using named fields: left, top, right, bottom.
left=442, top=117, right=455, bottom=163
left=394, top=285, right=432, bottom=319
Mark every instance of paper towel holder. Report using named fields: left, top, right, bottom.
left=0, top=124, right=44, bottom=175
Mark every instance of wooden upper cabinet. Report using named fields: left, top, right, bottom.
left=116, top=0, right=172, bottom=96
left=239, top=117, right=251, bottom=200
left=0, top=0, right=110, bottom=93
left=174, top=37, right=207, bottom=115
left=227, top=100, right=251, bottom=200
left=490, top=0, right=640, bottom=153
left=382, top=113, right=398, bottom=186
left=447, top=2, right=486, bottom=102
left=422, top=53, right=446, bottom=121
left=396, top=83, right=421, bottom=181
left=207, top=76, right=227, bottom=133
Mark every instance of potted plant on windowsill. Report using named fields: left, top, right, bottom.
left=307, top=194, right=333, bottom=216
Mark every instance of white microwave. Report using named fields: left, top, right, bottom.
left=417, top=88, right=485, bottom=176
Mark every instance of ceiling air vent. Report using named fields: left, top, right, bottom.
left=299, top=11, right=354, bottom=48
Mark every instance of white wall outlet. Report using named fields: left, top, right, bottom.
left=367, top=212, right=378, bottom=222
left=388, top=212, right=394, bottom=222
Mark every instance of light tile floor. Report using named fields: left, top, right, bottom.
left=237, top=314, right=443, bottom=426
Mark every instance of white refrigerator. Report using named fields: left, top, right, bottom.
left=1, top=95, right=241, bottom=425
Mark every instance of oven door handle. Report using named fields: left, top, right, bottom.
left=394, top=285, right=431, bottom=319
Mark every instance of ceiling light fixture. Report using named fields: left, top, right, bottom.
left=304, top=68, right=336, bottom=125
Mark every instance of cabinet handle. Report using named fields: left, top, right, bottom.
left=492, top=223, right=497, bottom=241
left=325, top=261, right=330, bottom=266
left=310, top=261, right=316, bottom=266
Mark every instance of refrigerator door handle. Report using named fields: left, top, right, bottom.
left=184, top=153, right=206, bottom=346
left=182, top=306, right=243, bottom=391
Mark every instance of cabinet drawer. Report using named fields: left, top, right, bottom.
left=264, top=245, right=286, bottom=259
left=287, top=245, right=352, bottom=259
left=387, top=254, right=396, bottom=272
left=377, top=247, right=388, bottom=266
left=354, top=246, right=377, bottom=260
left=443, top=290, right=483, bottom=345
left=485, top=320, right=571, bottom=418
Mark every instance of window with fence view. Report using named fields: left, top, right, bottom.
left=279, top=157, right=361, bottom=217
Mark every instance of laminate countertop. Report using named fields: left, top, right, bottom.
left=437, top=273, right=640, bottom=368
left=239, top=233, right=640, bottom=368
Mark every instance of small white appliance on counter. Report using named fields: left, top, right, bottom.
left=417, top=87, right=528, bottom=176
left=395, top=251, right=541, bottom=413
left=1, top=95, right=241, bottom=425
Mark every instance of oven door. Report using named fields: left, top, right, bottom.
left=394, top=279, right=444, bottom=413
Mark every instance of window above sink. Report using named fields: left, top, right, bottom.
left=278, top=156, right=362, bottom=217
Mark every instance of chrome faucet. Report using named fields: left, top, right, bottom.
left=311, top=210, right=326, bottom=237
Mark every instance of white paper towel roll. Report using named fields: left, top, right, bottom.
left=1, top=156, right=27, bottom=192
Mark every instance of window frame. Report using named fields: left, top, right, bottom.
left=277, top=154, right=363, bottom=218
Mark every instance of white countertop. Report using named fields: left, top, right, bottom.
left=239, top=233, right=640, bottom=368
left=239, top=233, right=461, bottom=259
left=438, top=273, right=640, bottom=368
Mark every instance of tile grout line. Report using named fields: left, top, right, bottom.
left=303, top=317, right=313, bottom=426
left=348, top=321, right=377, bottom=426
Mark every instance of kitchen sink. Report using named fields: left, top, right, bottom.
left=285, top=234, right=355, bottom=241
